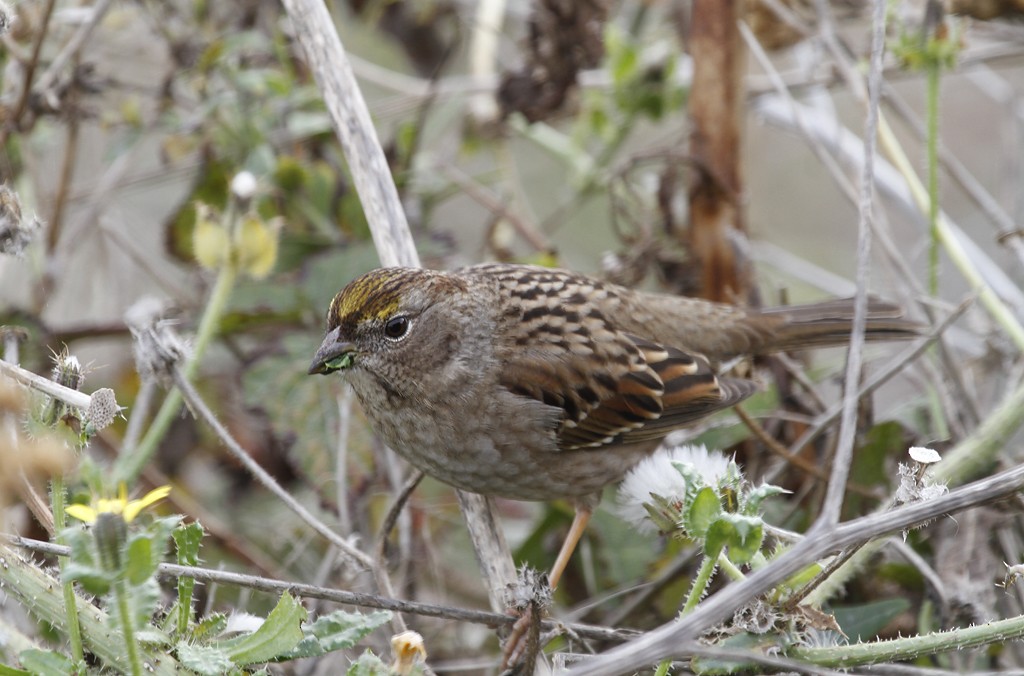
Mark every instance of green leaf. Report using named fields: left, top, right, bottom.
left=221, top=592, right=306, bottom=665
left=831, top=598, right=911, bottom=642
left=276, top=636, right=325, bottom=660
left=176, top=642, right=235, bottom=676
left=126, top=578, right=164, bottom=635
left=61, top=562, right=112, bottom=596
left=703, top=519, right=732, bottom=561
left=173, top=522, right=205, bottom=635
left=346, top=650, right=389, bottom=676
left=686, top=487, right=722, bottom=538
left=643, top=496, right=683, bottom=535
left=776, top=562, right=824, bottom=596
left=192, top=613, right=229, bottom=641
left=285, top=610, right=392, bottom=658
left=14, top=649, right=72, bottom=676
left=125, top=535, right=157, bottom=585
left=173, top=522, right=204, bottom=566
left=742, top=483, right=787, bottom=516
left=720, top=514, right=763, bottom=565
left=847, top=420, right=906, bottom=516
left=62, top=526, right=98, bottom=568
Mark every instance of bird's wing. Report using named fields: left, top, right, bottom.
left=498, top=332, right=755, bottom=451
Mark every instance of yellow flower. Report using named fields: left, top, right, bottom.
left=66, top=484, right=171, bottom=523
left=192, top=203, right=231, bottom=271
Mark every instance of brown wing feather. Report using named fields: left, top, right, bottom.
left=498, top=329, right=755, bottom=451
left=473, top=263, right=758, bottom=452
left=613, top=339, right=757, bottom=445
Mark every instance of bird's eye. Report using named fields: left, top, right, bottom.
left=384, top=315, right=410, bottom=340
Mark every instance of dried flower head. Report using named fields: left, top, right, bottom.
left=390, top=631, right=427, bottom=675
left=0, top=184, right=40, bottom=257
left=126, top=297, right=188, bottom=384
left=504, top=564, right=553, bottom=613
left=617, top=443, right=733, bottom=532
left=86, top=388, right=119, bottom=431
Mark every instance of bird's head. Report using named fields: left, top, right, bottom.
left=308, top=268, right=475, bottom=393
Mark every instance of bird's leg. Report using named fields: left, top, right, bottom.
left=548, top=507, right=591, bottom=589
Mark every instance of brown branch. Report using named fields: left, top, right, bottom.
left=2, top=0, right=57, bottom=143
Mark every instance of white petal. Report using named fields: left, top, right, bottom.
left=909, top=446, right=941, bottom=464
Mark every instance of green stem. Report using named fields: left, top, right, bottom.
left=112, top=577, right=142, bottom=676
left=681, top=551, right=719, bottom=616
left=791, top=612, right=1024, bottom=668
left=923, top=59, right=952, bottom=442
left=878, top=114, right=1024, bottom=352
left=717, top=552, right=746, bottom=582
left=114, top=264, right=238, bottom=484
left=50, top=477, right=84, bottom=663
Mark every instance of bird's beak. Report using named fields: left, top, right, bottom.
left=308, top=327, right=358, bottom=375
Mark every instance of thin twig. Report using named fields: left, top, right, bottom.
left=373, top=470, right=424, bottom=634
left=3, top=535, right=637, bottom=643
left=33, top=0, right=115, bottom=95
left=278, top=0, right=417, bottom=268
left=0, top=359, right=102, bottom=412
left=46, top=80, right=80, bottom=257
left=333, top=386, right=354, bottom=540
left=438, top=163, right=551, bottom=253
left=2, top=0, right=56, bottom=143
left=813, top=0, right=885, bottom=528
left=170, top=367, right=373, bottom=571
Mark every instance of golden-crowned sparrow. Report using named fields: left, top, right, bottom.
left=308, top=263, right=919, bottom=586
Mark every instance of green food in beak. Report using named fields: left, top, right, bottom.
left=308, top=328, right=357, bottom=375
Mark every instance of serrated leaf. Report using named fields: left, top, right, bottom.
left=221, top=592, right=306, bottom=665
left=176, top=642, right=235, bottom=675
left=299, top=610, right=391, bottom=654
left=309, top=611, right=390, bottom=646
left=284, top=636, right=327, bottom=659
left=831, top=598, right=911, bottom=642
left=193, top=613, right=230, bottom=641
left=15, top=649, right=73, bottom=676
left=686, top=487, right=722, bottom=538
left=173, top=522, right=204, bottom=566
left=126, top=578, right=164, bottom=633
left=346, top=650, right=389, bottom=676
left=743, top=483, right=787, bottom=516
left=720, top=514, right=763, bottom=565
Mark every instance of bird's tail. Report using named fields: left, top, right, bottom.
left=757, top=298, right=923, bottom=352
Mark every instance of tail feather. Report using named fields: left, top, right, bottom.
left=757, top=298, right=923, bottom=352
